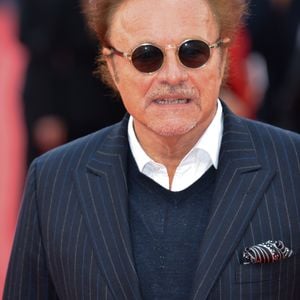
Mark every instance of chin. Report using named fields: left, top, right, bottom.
left=149, top=121, right=198, bottom=137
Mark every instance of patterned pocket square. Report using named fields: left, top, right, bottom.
left=242, top=240, right=293, bottom=265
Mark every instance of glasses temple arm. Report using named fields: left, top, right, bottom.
left=210, top=37, right=231, bottom=49
left=103, top=46, right=131, bottom=59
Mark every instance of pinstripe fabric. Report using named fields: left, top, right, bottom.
left=191, top=112, right=300, bottom=299
left=4, top=104, right=300, bottom=299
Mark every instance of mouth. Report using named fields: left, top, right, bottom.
left=154, top=98, right=191, bottom=105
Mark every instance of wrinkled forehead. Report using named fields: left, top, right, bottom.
left=107, top=0, right=219, bottom=46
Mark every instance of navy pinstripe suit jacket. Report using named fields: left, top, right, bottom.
left=4, top=104, right=300, bottom=299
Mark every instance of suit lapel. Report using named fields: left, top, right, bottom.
left=73, top=106, right=276, bottom=299
left=191, top=107, right=276, bottom=300
left=74, top=116, right=142, bottom=300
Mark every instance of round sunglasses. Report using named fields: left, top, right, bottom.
left=104, top=37, right=230, bottom=73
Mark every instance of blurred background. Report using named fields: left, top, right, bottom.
left=0, top=0, right=300, bottom=297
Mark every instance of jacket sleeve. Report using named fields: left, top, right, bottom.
left=3, top=161, right=59, bottom=299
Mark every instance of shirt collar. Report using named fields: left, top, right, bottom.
left=128, top=99, right=223, bottom=172
left=192, top=99, right=223, bottom=168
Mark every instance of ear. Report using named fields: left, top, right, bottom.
left=220, top=47, right=229, bottom=78
left=102, top=48, right=120, bottom=85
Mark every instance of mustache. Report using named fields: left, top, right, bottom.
left=147, top=85, right=197, bottom=99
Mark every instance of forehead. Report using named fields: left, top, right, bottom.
left=109, top=0, right=219, bottom=46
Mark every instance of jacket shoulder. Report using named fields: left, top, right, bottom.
left=243, top=118, right=300, bottom=144
left=242, top=118, right=300, bottom=168
left=32, top=121, right=124, bottom=170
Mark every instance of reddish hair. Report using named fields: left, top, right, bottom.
left=83, top=0, right=249, bottom=90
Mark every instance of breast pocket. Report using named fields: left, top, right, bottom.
left=235, top=253, right=300, bottom=299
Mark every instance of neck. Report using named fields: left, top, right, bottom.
left=134, top=123, right=208, bottom=188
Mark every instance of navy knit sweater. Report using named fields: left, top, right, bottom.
left=128, top=153, right=216, bottom=300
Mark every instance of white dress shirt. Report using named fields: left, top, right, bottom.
left=128, top=100, right=224, bottom=191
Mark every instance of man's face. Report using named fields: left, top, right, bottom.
left=105, top=0, right=227, bottom=140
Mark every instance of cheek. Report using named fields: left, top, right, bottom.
left=192, top=69, right=222, bottom=99
left=115, top=67, right=154, bottom=105
left=115, top=74, right=149, bottom=114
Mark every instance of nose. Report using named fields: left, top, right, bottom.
left=156, top=48, right=188, bottom=85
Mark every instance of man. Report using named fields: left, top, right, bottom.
left=4, top=0, right=300, bottom=299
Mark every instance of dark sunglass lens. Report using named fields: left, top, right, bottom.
left=179, top=40, right=210, bottom=68
left=131, top=45, right=163, bottom=73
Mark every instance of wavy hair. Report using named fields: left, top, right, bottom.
left=83, top=0, right=249, bottom=90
